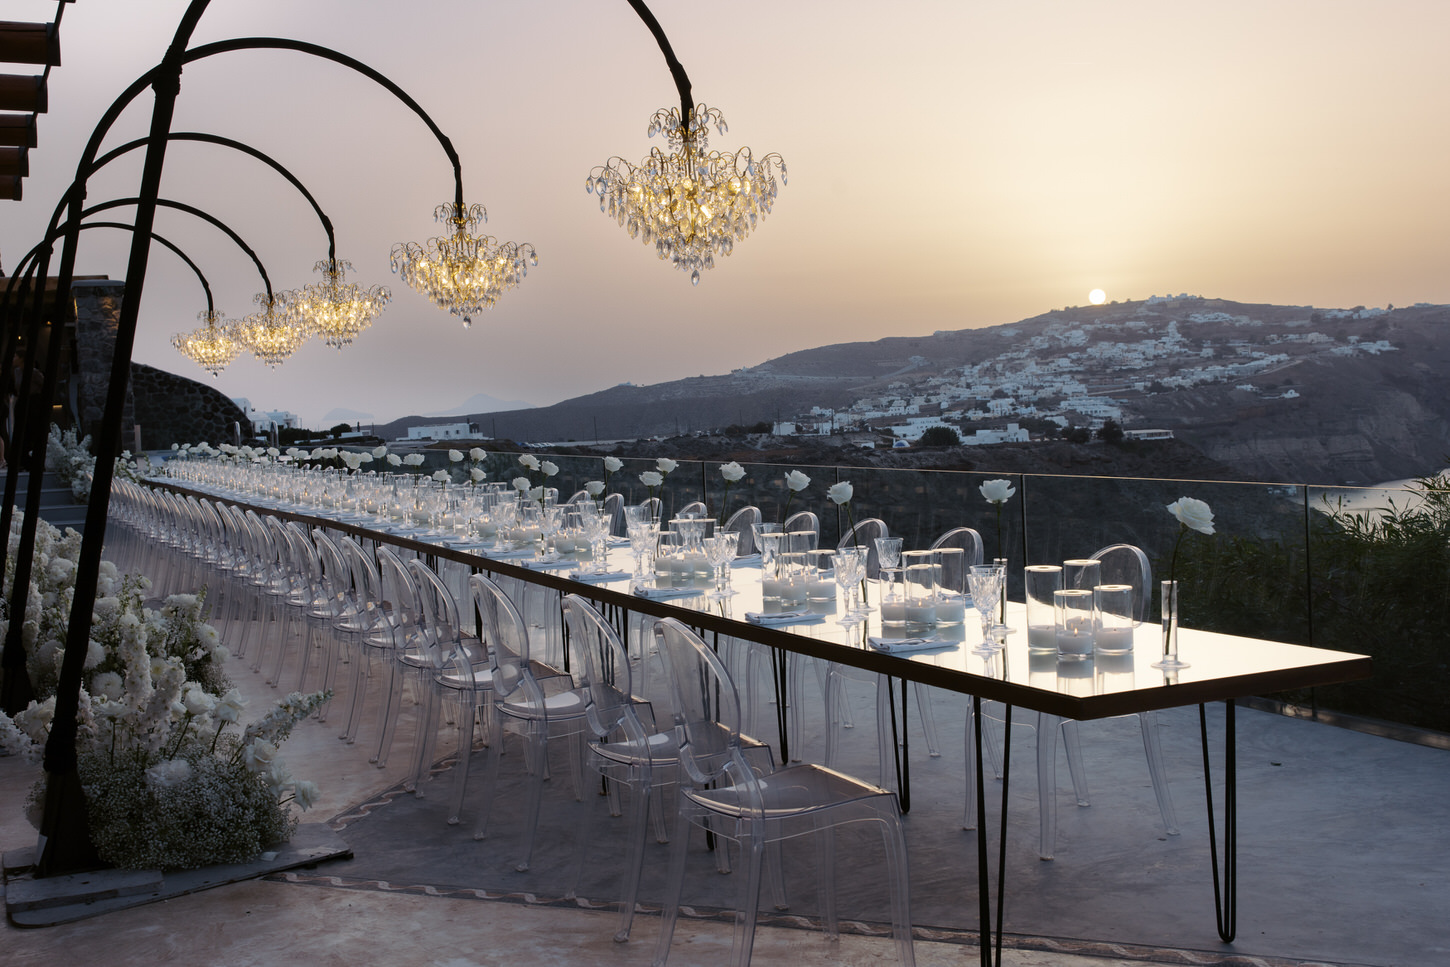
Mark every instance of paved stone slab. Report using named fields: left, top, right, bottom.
left=4, top=823, right=350, bottom=927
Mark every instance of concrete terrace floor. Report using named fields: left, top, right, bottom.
left=3, top=602, right=1447, bottom=967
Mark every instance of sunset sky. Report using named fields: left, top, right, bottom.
left=6, top=1, right=1448, bottom=428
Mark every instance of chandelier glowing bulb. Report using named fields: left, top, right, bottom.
left=234, top=291, right=309, bottom=369
left=587, top=104, right=785, bottom=285
left=291, top=258, right=391, bottom=350
left=171, top=309, right=242, bottom=377
left=390, top=203, right=537, bottom=326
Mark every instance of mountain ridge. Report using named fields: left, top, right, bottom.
left=377, top=297, right=1450, bottom=485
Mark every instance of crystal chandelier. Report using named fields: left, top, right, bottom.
left=234, top=291, right=309, bottom=368
left=291, top=258, right=392, bottom=349
left=171, top=310, right=242, bottom=377
left=390, top=203, right=537, bottom=326
left=587, top=104, right=785, bottom=285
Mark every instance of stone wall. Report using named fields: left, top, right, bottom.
left=130, top=362, right=248, bottom=450
left=71, top=279, right=135, bottom=445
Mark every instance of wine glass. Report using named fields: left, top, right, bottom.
left=968, top=564, right=1004, bottom=653
left=704, top=532, right=739, bottom=597
left=835, top=546, right=867, bottom=625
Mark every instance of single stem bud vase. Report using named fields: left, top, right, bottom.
left=1155, top=579, right=1190, bottom=670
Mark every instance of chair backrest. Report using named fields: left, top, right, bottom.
left=1089, top=543, right=1152, bottom=622
left=676, top=500, right=708, bottom=518
left=723, top=505, right=762, bottom=556
left=602, top=492, right=626, bottom=537
left=469, top=572, right=543, bottom=705
left=562, top=594, right=644, bottom=743
left=338, top=535, right=383, bottom=630
left=312, top=529, right=352, bottom=615
left=931, top=526, right=985, bottom=594
left=566, top=489, right=592, bottom=504
left=407, top=558, right=465, bottom=659
left=638, top=496, right=662, bottom=520
left=652, top=617, right=758, bottom=797
left=783, top=510, right=819, bottom=538
left=375, top=545, right=421, bottom=647
left=839, top=517, right=889, bottom=578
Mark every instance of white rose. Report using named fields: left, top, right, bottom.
left=403, top=453, right=424, bottom=466
left=215, top=688, right=248, bottom=723
left=656, top=457, right=679, bottom=474
left=518, top=454, right=540, bottom=471
left=432, top=469, right=450, bottom=482
left=469, top=447, right=487, bottom=461
left=244, top=739, right=279, bottom=771
left=1167, top=497, right=1216, bottom=535
left=639, top=470, right=663, bottom=488
left=291, top=779, right=321, bottom=811
left=448, top=449, right=464, bottom=462
left=387, top=454, right=402, bottom=467
left=527, top=486, right=545, bottom=501
left=720, top=461, right=745, bottom=482
left=979, top=479, right=1016, bottom=504
left=470, top=467, right=487, bottom=482
left=540, top=460, right=559, bottom=477
left=182, top=685, right=216, bottom=717
left=372, top=445, right=388, bottom=458
left=584, top=480, right=605, bottom=496
left=358, top=452, right=374, bottom=464
left=785, top=469, right=811, bottom=492
left=603, top=456, right=623, bottom=473
left=512, top=476, right=532, bottom=492
left=826, top=481, right=853, bottom=505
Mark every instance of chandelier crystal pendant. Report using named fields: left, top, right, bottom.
left=587, top=104, right=786, bottom=285
left=171, top=309, right=242, bottom=377
left=390, top=203, right=538, bottom=327
left=234, top=291, right=309, bottom=369
left=291, top=258, right=392, bottom=350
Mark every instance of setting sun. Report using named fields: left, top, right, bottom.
left=1089, top=288, right=1107, bottom=305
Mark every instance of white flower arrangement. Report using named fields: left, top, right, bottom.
left=0, top=515, right=325, bottom=871
left=45, top=424, right=96, bottom=503
left=780, top=469, right=811, bottom=522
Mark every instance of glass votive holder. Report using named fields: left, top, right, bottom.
left=904, top=556, right=937, bottom=632
left=879, top=567, right=907, bottom=625
left=1093, top=583, right=1136, bottom=653
left=934, top=590, right=967, bottom=626
left=1063, top=558, right=1102, bottom=592
left=806, top=549, right=837, bottom=613
left=787, top=529, right=819, bottom=555
left=933, top=546, right=966, bottom=596
left=1025, top=564, right=1063, bottom=651
left=1054, top=588, right=1096, bottom=660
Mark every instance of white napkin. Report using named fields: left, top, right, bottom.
left=517, top=557, right=573, bottom=571
left=745, top=610, right=825, bottom=626
left=633, top=585, right=705, bottom=600
left=868, top=636, right=953, bottom=653
left=569, top=570, right=630, bottom=584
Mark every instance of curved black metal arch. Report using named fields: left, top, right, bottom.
left=92, top=132, right=337, bottom=262
left=82, top=197, right=273, bottom=301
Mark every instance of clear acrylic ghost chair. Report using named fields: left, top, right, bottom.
left=603, top=492, right=626, bottom=537
left=472, top=573, right=591, bottom=870
left=651, top=617, right=915, bottom=967
left=963, top=542, right=1179, bottom=859
left=406, top=558, right=492, bottom=814
left=676, top=500, right=708, bottom=518
left=723, top=505, right=761, bottom=556
left=781, top=509, right=818, bottom=538
left=370, top=545, right=433, bottom=771
left=561, top=594, right=681, bottom=942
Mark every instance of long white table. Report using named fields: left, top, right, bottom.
left=154, top=481, right=1373, bottom=962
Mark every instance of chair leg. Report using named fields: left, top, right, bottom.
left=651, top=792, right=692, bottom=967
left=1037, top=712, right=1062, bottom=860
left=912, top=681, right=942, bottom=757
left=1138, top=711, right=1181, bottom=836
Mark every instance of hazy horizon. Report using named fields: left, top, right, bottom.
left=7, top=1, right=1448, bottom=427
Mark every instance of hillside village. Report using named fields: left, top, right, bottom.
left=765, top=295, right=1406, bottom=446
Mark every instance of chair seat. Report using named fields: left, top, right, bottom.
left=685, top=762, right=889, bottom=819
left=592, top=729, right=680, bottom=767
left=497, top=687, right=589, bottom=722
